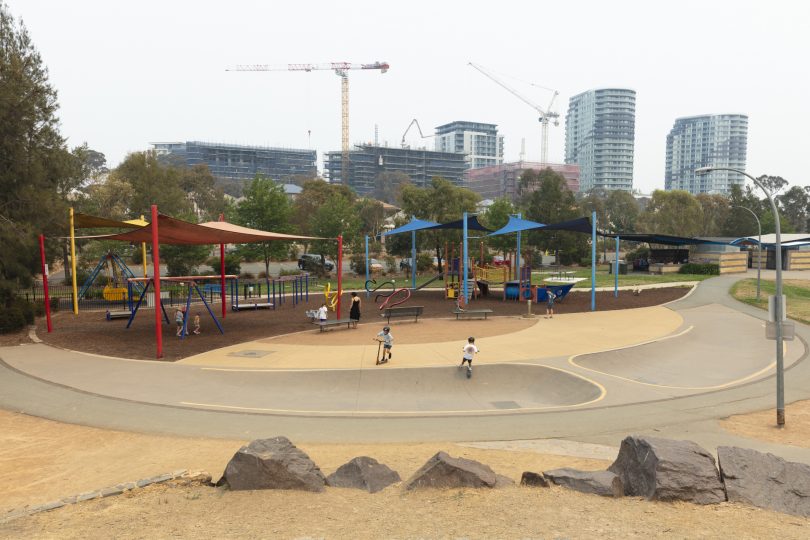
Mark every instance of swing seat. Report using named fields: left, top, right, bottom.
left=103, top=286, right=128, bottom=301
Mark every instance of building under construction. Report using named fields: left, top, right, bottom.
left=151, top=141, right=317, bottom=183
left=325, top=144, right=467, bottom=196
left=465, top=162, right=580, bottom=202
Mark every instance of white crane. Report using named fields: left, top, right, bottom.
left=468, top=62, right=559, bottom=164
left=228, top=62, right=390, bottom=183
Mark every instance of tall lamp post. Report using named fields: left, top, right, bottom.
left=731, top=205, right=762, bottom=300
left=697, top=167, right=784, bottom=426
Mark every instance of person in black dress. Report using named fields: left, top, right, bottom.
left=349, top=291, right=361, bottom=328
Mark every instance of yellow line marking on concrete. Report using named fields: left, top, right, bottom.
left=180, top=363, right=608, bottom=416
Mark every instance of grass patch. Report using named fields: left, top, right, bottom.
left=730, top=279, right=810, bottom=324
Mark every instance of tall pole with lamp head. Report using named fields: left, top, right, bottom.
left=698, top=167, right=783, bottom=425
left=731, top=205, right=762, bottom=301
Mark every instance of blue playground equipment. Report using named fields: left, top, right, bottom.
left=229, top=274, right=310, bottom=311
left=79, top=252, right=144, bottom=303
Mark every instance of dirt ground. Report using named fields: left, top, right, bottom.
left=36, top=286, right=689, bottom=361
left=1, top=409, right=807, bottom=539
left=722, top=398, right=810, bottom=448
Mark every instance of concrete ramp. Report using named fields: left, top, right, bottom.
left=188, top=364, right=604, bottom=415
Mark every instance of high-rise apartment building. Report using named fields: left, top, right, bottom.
left=151, top=141, right=317, bottom=183
left=664, top=114, right=748, bottom=194
left=324, top=145, right=467, bottom=196
left=465, top=162, right=580, bottom=202
left=434, top=121, right=504, bottom=169
left=564, top=88, right=636, bottom=191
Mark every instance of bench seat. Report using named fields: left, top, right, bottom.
left=452, top=308, right=493, bottom=320
left=232, top=302, right=274, bottom=311
left=381, top=305, right=424, bottom=324
left=106, top=310, right=132, bottom=320
left=315, top=318, right=354, bottom=332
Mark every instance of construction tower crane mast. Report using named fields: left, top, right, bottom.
left=228, top=62, right=390, bottom=184
left=468, top=62, right=559, bottom=164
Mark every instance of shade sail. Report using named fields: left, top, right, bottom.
left=73, top=212, right=147, bottom=229
left=488, top=215, right=546, bottom=236
left=600, top=232, right=729, bottom=246
left=428, top=215, right=491, bottom=232
left=488, top=216, right=593, bottom=236
left=77, top=214, right=324, bottom=245
left=382, top=218, right=441, bottom=236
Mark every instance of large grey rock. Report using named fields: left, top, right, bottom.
left=326, top=456, right=401, bottom=493
left=219, top=436, right=326, bottom=492
left=608, top=435, right=725, bottom=504
left=544, top=468, right=623, bottom=497
left=718, top=446, right=810, bottom=517
left=520, top=472, right=549, bottom=488
left=404, top=451, right=514, bottom=490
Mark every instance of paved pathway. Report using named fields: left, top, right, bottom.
left=1, top=271, right=809, bottom=463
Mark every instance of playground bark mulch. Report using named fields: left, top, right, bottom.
left=34, top=286, right=691, bottom=361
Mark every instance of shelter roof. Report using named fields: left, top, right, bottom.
left=382, top=218, right=441, bottom=236
left=428, top=215, right=491, bottom=232
left=600, top=232, right=729, bottom=246
left=732, top=234, right=810, bottom=247
left=488, top=216, right=592, bottom=236
left=77, top=214, right=323, bottom=245
left=73, top=213, right=147, bottom=229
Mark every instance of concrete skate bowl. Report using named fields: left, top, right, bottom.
left=182, top=364, right=605, bottom=416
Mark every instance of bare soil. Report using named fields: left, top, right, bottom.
left=722, top=398, right=810, bottom=448
left=1, top=409, right=807, bottom=539
left=36, top=287, right=689, bottom=361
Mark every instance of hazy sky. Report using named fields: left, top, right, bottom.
left=7, top=0, right=810, bottom=193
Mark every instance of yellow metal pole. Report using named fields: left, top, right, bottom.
left=69, top=207, right=79, bottom=314
left=140, top=215, right=148, bottom=278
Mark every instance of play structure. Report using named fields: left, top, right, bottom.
left=229, top=273, right=310, bottom=311
left=79, top=252, right=144, bottom=303
left=124, top=275, right=235, bottom=338
left=365, top=279, right=411, bottom=310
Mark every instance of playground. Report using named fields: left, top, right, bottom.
left=36, top=286, right=690, bottom=361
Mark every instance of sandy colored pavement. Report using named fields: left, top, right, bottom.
left=180, top=306, right=684, bottom=369
left=722, top=398, right=810, bottom=449
left=1, top=408, right=808, bottom=539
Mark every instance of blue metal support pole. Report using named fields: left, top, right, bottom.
left=516, top=213, right=522, bottom=281
left=614, top=236, right=620, bottom=297
left=411, top=230, right=417, bottom=290
left=365, top=235, right=370, bottom=299
left=591, top=211, right=596, bottom=311
left=463, top=212, right=469, bottom=303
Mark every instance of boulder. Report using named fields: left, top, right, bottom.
left=218, top=436, right=326, bottom=492
left=520, top=472, right=549, bottom=488
left=543, top=468, right=623, bottom=497
left=404, top=451, right=514, bottom=490
left=608, top=435, right=725, bottom=504
left=718, top=446, right=810, bottom=517
left=326, top=456, right=401, bottom=493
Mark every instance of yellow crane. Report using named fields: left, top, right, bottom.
left=228, top=62, right=390, bottom=184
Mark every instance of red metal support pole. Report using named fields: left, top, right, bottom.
left=151, top=205, right=163, bottom=359
left=38, top=234, right=52, bottom=333
left=336, top=235, right=343, bottom=318
left=219, top=213, right=226, bottom=319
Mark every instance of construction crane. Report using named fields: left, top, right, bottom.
left=400, top=119, right=434, bottom=149
left=468, top=62, right=559, bottom=164
left=228, top=62, right=390, bottom=184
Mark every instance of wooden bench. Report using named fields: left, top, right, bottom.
left=232, top=302, right=273, bottom=311
left=452, top=308, right=493, bottom=320
left=381, top=305, right=424, bottom=324
left=315, top=318, right=354, bottom=332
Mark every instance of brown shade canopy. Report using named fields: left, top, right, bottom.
left=76, top=213, right=325, bottom=245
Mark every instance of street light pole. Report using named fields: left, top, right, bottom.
left=731, top=205, right=762, bottom=301
left=697, top=167, right=784, bottom=425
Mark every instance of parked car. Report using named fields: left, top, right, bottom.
left=368, top=258, right=384, bottom=272
left=298, top=254, right=335, bottom=271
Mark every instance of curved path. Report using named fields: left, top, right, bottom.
left=2, top=273, right=810, bottom=459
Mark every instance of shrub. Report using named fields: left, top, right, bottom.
left=49, top=297, right=60, bottom=312
left=0, top=306, right=26, bottom=334
left=239, top=272, right=256, bottom=280
left=679, top=263, right=719, bottom=275
left=349, top=253, right=365, bottom=274
left=416, top=252, right=434, bottom=273
left=258, top=271, right=269, bottom=279
left=279, top=268, right=302, bottom=277
left=580, top=257, right=592, bottom=267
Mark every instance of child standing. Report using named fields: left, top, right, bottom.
left=374, top=326, right=393, bottom=364
left=317, top=303, right=328, bottom=323
left=175, top=307, right=185, bottom=337
left=546, top=288, right=556, bottom=319
left=460, top=336, right=478, bottom=377
left=192, top=312, right=201, bottom=335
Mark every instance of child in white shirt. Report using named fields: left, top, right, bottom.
left=460, top=336, right=478, bottom=374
